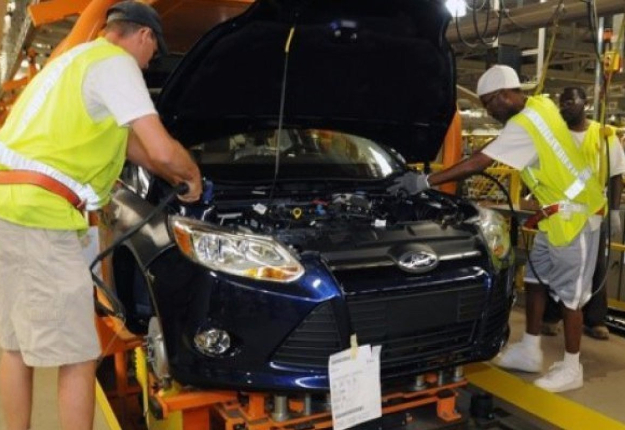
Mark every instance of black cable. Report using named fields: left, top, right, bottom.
left=466, top=0, right=488, bottom=13
left=92, top=182, right=188, bottom=367
left=472, top=0, right=491, bottom=41
left=474, top=172, right=548, bottom=288
left=268, top=22, right=298, bottom=203
left=455, top=9, right=479, bottom=48
left=475, top=171, right=516, bottom=243
left=499, top=0, right=529, bottom=31
left=588, top=14, right=619, bottom=303
left=500, top=0, right=564, bottom=31
left=585, top=0, right=603, bottom=64
left=90, top=182, right=189, bottom=319
left=501, top=9, right=529, bottom=31
left=471, top=0, right=503, bottom=46
left=476, top=154, right=615, bottom=303
left=591, top=111, right=615, bottom=303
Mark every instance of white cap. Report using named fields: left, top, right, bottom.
left=476, top=65, right=521, bottom=97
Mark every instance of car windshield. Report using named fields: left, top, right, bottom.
left=188, top=129, right=404, bottom=182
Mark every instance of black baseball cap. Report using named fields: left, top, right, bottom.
left=106, top=1, right=168, bottom=55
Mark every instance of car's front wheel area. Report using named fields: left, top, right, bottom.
left=112, top=246, right=154, bottom=335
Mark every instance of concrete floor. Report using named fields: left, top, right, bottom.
left=0, top=362, right=111, bottom=430
left=505, top=305, right=625, bottom=425
left=0, top=305, right=624, bottom=429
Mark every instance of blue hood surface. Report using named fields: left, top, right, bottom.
left=157, top=0, right=456, bottom=163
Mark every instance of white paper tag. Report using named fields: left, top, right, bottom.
left=373, top=219, right=386, bottom=228
left=329, top=344, right=382, bottom=430
left=253, top=203, right=267, bottom=215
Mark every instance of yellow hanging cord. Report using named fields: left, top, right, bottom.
left=534, top=19, right=560, bottom=95
left=285, top=26, right=296, bottom=53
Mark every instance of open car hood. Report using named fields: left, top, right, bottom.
left=157, top=0, right=456, bottom=163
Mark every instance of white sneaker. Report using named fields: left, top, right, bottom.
left=492, top=342, right=543, bottom=373
left=534, top=361, right=583, bottom=393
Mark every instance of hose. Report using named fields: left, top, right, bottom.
left=91, top=182, right=189, bottom=341
left=474, top=172, right=548, bottom=288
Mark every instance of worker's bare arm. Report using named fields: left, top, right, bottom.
left=428, top=152, right=494, bottom=187
left=127, top=113, right=202, bottom=201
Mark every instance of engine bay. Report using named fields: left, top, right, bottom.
left=175, top=188, right=476, bottom=250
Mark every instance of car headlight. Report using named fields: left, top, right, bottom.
left=470, top=206, right=511, bottom=261
left=169, top=216, right=304, bottom=283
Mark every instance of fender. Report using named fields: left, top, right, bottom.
left=109, top=187, right=174, bottom=268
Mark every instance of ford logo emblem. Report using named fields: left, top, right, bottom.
left=396, top=250, right=438, bottom=273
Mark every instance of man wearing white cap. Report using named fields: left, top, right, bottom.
left=389, top=65, right=605, bottom=393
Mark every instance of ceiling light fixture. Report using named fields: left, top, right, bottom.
left=446, top=0, right=467, bottom=18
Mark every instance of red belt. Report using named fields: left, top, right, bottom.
left=0, top=170, right=84, bottom=210
left=524, top=203, right=605, bottom=229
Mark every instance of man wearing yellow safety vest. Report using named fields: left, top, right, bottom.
left=389, top=65, right=605, bottom=393
left=541, top=86, right=625, bottom=340
left=0, top=2, right=201, bottom=429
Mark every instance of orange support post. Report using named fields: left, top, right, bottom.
left=440, top=110, right=463, bottom=195
left=1, top=76, right=30, bottom=92
left=436, top=390, right=461, bottom=422
left=243, top=393, right=267, bottom=420
left=43, top=0, right=120, bottom=61
left=28, top=0, right=91, bottom=27
left=182, top=408, right=211, bottom=430
left=1, top=49, right=39, bottom=93
left=26, top=49, right=38, bottom=80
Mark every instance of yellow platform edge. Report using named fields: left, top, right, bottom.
left=466, top=362, right=625, bottom=430
left=96, top=381, right=122, bottom=430
left=608, top=298, right=625, bottom=312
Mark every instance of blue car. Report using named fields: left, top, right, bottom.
left=110, top=0, right=514, bottom=392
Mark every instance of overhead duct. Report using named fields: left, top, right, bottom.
left=447, top=0, right=625, bottom=44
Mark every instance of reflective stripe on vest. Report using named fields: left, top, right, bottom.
left=0, top=142, right=100, bottom=210
left=523, top=108, right=593, bottom=200
left=15, top=43, right=93, bottom=138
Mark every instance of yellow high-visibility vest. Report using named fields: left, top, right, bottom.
left=579, top=120, right=620, bottom=186
left=0, top=38, right=130, bottom=230
left=515, top=95, right=606, bottom=246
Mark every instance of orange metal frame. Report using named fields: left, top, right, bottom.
left=29, top=0, right=119, bottom=61
left=144, top=372, right=465, bottom=430
left=439, top=110, right=463, bottom=195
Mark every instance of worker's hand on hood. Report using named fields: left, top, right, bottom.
left=387, top=171, right=430, bottom=196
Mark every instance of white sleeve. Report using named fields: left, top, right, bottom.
left=608, top=136, right=625, bottom=176
left=82, top=55, right=157, bottom=126
left=480, top=122, right=538, bottom=170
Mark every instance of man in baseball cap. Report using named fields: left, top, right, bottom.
left=107, top=0, right=168, bottom=56
left=0, top=1, right=200, bottom=428
left=388, top=64, right=604, bottom=393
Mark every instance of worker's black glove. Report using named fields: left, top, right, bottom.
left=387, top=171, right=430, bottom=196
